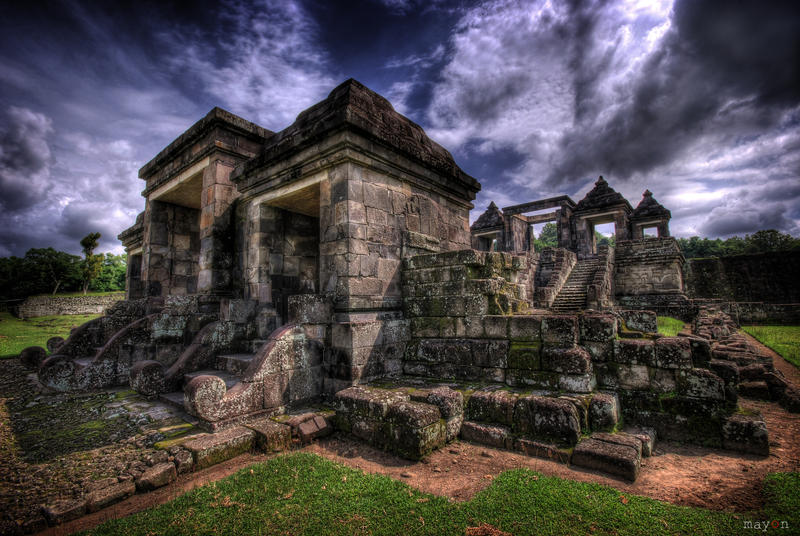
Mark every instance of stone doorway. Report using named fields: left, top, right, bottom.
left=259, top=181, right=321, bottom=326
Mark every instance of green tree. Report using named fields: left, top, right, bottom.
left=678, top=230, right=800, bottom=258
left=596, top=231, right=615, bottom=248
left=533, top=222, right=558, bottom=251
left=0, top=256, right=29, bottom=301
left=80, top=232, right=103, bottom=295
left=24, top=248, right=82, bottom=295
left=90, top=253, right=127, bottom=292
left=745, top=229, right=797, bottom=253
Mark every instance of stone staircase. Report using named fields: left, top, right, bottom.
left=158, top=340, right=265, bottom=409
left=551, top=257, right=602, bottom=313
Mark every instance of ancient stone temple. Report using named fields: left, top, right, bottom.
left=29, top=79, right=786, bottom=481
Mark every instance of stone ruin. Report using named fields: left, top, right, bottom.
left=22, top=79, right=798, bottom=483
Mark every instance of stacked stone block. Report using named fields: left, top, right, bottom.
left=332, top=386, right=450, bottom=459
left=614, top=237, right=691, bottom=317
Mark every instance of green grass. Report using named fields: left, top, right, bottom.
left=0, top=312, right=100, bottom=358
left=657, top=316, right=685, bottom=337
left=84, top=453, right=798, bottom=536
left=741, top=325, right=800, bottom=369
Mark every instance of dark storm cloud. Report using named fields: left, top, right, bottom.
left=0, top=0, right=798, bottom=258
left=545, top=0, right=800, bottom=188
left=0, top=107, right=54, bottom=212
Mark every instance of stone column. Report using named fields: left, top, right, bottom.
left=614, top=211, right=631, bottom=241
left=197, top=159, right=238, bottom=295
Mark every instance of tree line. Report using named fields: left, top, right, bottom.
left=533, top=224, right=799, bottom=258
left=0, top=233, right=126, bottom=302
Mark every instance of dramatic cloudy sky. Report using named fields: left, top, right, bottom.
left=0, top=0, right=798, bottom=256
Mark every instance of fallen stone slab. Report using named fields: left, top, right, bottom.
left=589, top=392, right=619, bottom=432
left=763, top=372, right=788, bottom=400
left=297, top=415, right=333, bottom=443
left=183, top=425, right=256, bottom=469
left=623, top=427, right=656, bottom=457
left=514, top=394, right=581, bottom=445
left=41, top=499, right=86, bottom=526
left=571, top=438, right=641, bottom=482
left=410, top=386, right=464, bottom=419
left=86, top=480, right=136, bottom=513
left=333, top=386, right=409, bottom=419
left=136, top=462, right=177, bottom=492
left=466, top=389, right=517, bottom=426
left=247, top=418, right=292, bottom=452
left=781, top=386, right=800, bottom=413
left=460, top=421, right=511, bottom=450
left=385, top=401, right=446, bottom=459
left=513, top=438, right=570, bottom=463
left=722, top=414, right=769, bottom=456
left=738, top=381, right=771, bottom=400
left=591, top=432, right=642, bottom=458
left=174, top=448, right=194, bottom=474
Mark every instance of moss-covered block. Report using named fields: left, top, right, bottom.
left=507, top=341, right=541, bottom=370
left=508, top=315, right=542, bottom=341
left=183, top=426, right=256, bottom=469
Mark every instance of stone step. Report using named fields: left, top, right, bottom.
left=182, top=425, right=256, bottom=469
left=220, top=353, right=255, bottom=375
left=459, top=421, right=571, bottom=463
left=159, top=391, right=184, bottom=408
left=571, top=432, right=645, bottom=481
left=184, top=370, right=239, bottom=389
left=248, top=339, right=269, bottom=353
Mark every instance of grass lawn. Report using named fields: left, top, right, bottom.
left=85, top=452, right=797, bottom=536
left=657, top=316, right=685, bottom=337
left=0, top=312, right=100, bottom=359
left=741, top=325, right=800, bottom=369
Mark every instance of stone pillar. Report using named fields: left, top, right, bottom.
left=126, top=252, right=144, bottom=300
left=504, top=213, right=530, bottom=253
left=141, top=200, right=170, bottom=297
left=575, top=218, right=593, bottom=257
left=197, top=159, right=238, bottom=295
left=657, top=221, right=670, bottom=237
left=614, top=211, right=630, bottom=242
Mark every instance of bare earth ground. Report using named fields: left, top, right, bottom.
left=7, top=336, right=798, bottom=536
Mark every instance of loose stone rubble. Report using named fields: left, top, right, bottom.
left=13, top=79, right=798, bottom=529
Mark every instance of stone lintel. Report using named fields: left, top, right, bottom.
left=140, top=107, right=272, bottom=180
left=502, top=195, right=576, bottom=215
left=234, top=132, right=477, bottom=210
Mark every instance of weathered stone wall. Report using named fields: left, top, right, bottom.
left=614, top=238, right=684, bottom=296
left=15, top=293, right=125, bottom=319
left=324, top=162, right=473, bottom=312
left=692, top=299, right=800, bottom=325
left=685, top=251, right=800, bottom=304
left=140, top=201, right=201, bottom=297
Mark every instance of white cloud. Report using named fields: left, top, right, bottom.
left=169, top=0, right=336, bottom=132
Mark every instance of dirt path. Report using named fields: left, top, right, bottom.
left=32, top=336, right=800, bottom=535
